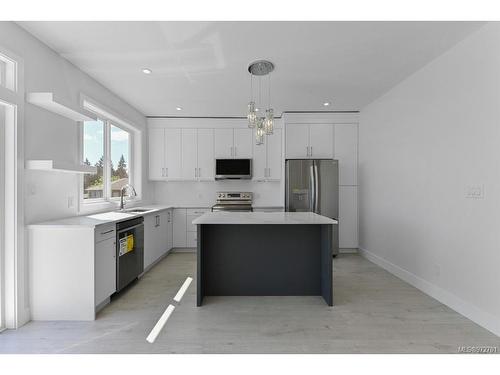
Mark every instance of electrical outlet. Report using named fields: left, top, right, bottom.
left=67, top=196, right=74, bottom=208
left=27, top=183, right=36, bottom=196
left=465, top=185, right=484, bottom=199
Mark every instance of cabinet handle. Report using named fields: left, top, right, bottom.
left=194, top=167, right=197, bottom=178
left=234, top=146, right=237, bottom=157
left=310, top=146, right=313, bottom=156
left=306, top=146, right=309, bottom=156
left=165, top=168, right=168, bottom=177
left=100, top=229, right=114, bottom=235
left=197, top=168, right=201, bottom=178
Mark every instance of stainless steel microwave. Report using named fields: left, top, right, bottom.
left=215, top=159, right=252, bottom=180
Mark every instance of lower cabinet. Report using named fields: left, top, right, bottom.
left=144, top=208, right=173, bottom=270
left=173, top=208, right=209, bottom=248
left=94, top=235, right=116, bottom=307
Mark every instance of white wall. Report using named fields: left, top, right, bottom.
left=0, top=22, right=152, bottom=326
left=359, top=22, right=500, bottom=336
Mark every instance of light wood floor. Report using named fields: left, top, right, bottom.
left=1, top=253, right=499, bottom=353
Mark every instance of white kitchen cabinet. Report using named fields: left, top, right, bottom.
left=166, top=209, right=173, bottom=250
left=285, top=124, right=333, bottom=159
left=165, top=128, right=182, bottom=179
left=173, top=208, right=187, bottom=247
left=197, top=129, right=214, bottom=180
left=214, top=128, right=233, bottom=158
left=149, top=127, right=165, bottom=180
left=144, top=209, right=173, bottom=270
left=285, top=124, right=309, bottom=158
left=309, top=124, right=334, bottom=158
left=339, top=186, right=358, bottom=249
left=334, top=124, right=358, bottom=185
left=266, top=129, right=282, bottom=180
left=186, top=208, right=210, bottom=247
left=181, top=129, right=198, bottom=180
left=233, top=128, right=253, bottom=158
left=94, top=236, right=116, bottom=307
left=215, top=128, right=252, bottom=159
left=252, top=128, right=282, bottom=181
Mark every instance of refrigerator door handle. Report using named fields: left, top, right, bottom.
left=309, top=163, right=315, bottom=211
left=314, top=162, right=320, bottom=213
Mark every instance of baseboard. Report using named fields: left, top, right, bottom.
left=358, top=247, right=500, bottom=337
left=339, top=248, right=358, bottom=254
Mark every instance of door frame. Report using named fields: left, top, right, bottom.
left=0, top=46, right=25, bottom=329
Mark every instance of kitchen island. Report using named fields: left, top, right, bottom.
left=192, top=212, right=338, bottom=306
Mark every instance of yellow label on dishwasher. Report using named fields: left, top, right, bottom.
left=119, top=234, right=135, bottom=256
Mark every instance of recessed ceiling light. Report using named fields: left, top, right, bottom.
left=176, top=107, right=182, bottom=111
left=323, top=102, right=330, bottom=107
left=142, top=68, right=152, bottom=74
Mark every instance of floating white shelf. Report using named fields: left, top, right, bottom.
left=26, top=92, right=97, bottom=122
left=26, top=160, right=97, bottom=174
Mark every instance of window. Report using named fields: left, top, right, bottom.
left=110, top=124, right=130, bottom=197
left=0, top=52, right=17, bottom=91
left=83, top=119, right=105, bottom=200
left=82, top=118, right=133, bottom=202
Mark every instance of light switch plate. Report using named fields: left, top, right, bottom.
left=465, top=185, right=484, bottom=199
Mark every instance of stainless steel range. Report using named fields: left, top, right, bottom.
left=211, top=192, right=253, bottom=212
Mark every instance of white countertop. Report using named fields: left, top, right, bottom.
left=192, top=212, right=338, bottom=225
left=28, top=204, right=174, bottom=228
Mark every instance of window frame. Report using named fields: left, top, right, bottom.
left=79, top=114, right=135, bottom=206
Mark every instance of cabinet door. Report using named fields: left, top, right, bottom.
left=266, top=129, right=282, bottom=180
left=339, top=186, right=358, bottom=249
left=334, top=124, right=358, bottom=185
left=158, top=211, right=169, bottom=258
left=309, top=124, right=334, bottom=158
left=95, top=237, right=116, bottom=306
left=285, top=124, right=309, bottom=158
left=197, top=129, right=215, bottom=180
left=181, top=129, right=197, bottom=180
left=233, top=128, right=253, bottom=158
left=166, top=209, right=173, bottom=251
left=214, top=128, right=233, bottom=158
left=252, top=129, right=267, bottom=180
left=165, top=128, right=182, bottom=179
left=173, top=208, right=187, bottom=247
left=143, top=214, right=158, bottom=269
left=149, top=128, right=165, bottom=180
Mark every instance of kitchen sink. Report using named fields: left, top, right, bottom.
left=120, top=208, right=152, bottom=213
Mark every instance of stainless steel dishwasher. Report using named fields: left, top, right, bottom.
left=116, top=216, right=144, bottom=292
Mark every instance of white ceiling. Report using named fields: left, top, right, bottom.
left=18, top=21, right=484, bottom=117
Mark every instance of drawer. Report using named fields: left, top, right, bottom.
left=95, top=223, right=116, bottom=243
left=186, top=208, right=209, bottom=215
left=186, top=231, right=197, bottom=247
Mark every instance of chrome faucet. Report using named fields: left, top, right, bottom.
left=120, top=184, right=137, bottom=210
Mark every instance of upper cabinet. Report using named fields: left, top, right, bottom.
left=253, top=128, right=282, bottom=181
left=285, top=124, right=333, bottom=159
left=334, top=124, right=358, bottom=185
left=215, top=128, right=253, bottom=159
left=149, top=126, right=214, bottom=181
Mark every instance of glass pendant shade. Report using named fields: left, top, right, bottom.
left=247, top=101, right=257, bottom=128
left=255, top=118, right=265, bottom=145
left=264, top=108, right=274, bottom=135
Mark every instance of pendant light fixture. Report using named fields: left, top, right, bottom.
left=247, top=60, right=275, bottom=145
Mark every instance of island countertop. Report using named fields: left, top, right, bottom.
left=192, top=211, right=338, bottom=225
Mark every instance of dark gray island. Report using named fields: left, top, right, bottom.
left=193, top=212, right=338, bottom=306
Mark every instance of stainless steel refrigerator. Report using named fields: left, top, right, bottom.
left=285, top=159, right=339, bottom=256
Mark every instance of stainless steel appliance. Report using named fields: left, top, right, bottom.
left=116, top=216, right=144, bottom=291
left=211, top=192, right=253, bottom=212
left=285, top=159, right=339, bottom=256
left=215, top=159, right=252, bottom=180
